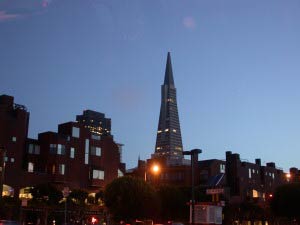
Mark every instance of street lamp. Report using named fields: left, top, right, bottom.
left=286, top=173, right=291, bottom=182
left=151, top=164, right=160, bottom=174
left=145, top=163, right=160, bottom=182
left=183, top=149, right=202, bottom=225
left=62, top=187, right=70, bottom=225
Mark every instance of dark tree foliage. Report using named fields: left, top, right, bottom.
left=69, top=189, right=88, bottom=206
left=104, top=176, right=159, bottom=222
left=0, top=196, right=21, bottom=220
left=271, top=183, right=300, bottom=219
left=157, top=185, right=189, bottom=221
left=30, top=183, right=63, bottom=205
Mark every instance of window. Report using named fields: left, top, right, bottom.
left=29, top=144, right=34, bottom=154
left=59, top=164, right=65, bottom=175
left=35, top=145, right=40, bottom=154
left=29, top=144, right=40, bottom=155
left=91, top=134, right=101, bottom=140
left=52, top=164, right=55, bottom=174
left=10, top=158, right=15, bottom=163
left=92, top=170, right=104, bottom=180
left=90, top=146, right=101, bottom=156
left=12, top=136, right=16, bottom=142
left=72, top=127, right=80, bottom=138
left=4, top=157, right=8, bottom=162
left=118, top=169, right=124, bottom=177
left=28, top=162, right=34, bottom=172
left=220, top=164, right=225, bottom=173
left=70, top=147, right=75, bottom=158
left=50, top=144, right=57, bottom=154
left=57, top=144, right=66, bottom=155
left=249, top=168, right=252, bottom=178
left=85, top=139, right=89, bottom=164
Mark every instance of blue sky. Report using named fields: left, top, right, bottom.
left=1, top=0, right=300, bottom=171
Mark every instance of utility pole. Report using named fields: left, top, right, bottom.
left=183, top=149, right=202, bottom=225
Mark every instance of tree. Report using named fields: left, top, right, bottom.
left=271, top=183, right=300, bottom=220
left=69, top=189, right=88, bottom=206
left=157, top=185, right=188, bottom=221
left=30, top=183, right=63, bottom=206
left=104, top=176, right=159, bottom=222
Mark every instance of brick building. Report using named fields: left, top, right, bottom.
left=0, top=94, right=125, bottom=198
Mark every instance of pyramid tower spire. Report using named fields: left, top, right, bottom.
left=153, top=52, right=183, bottom=161
left=164, top=52, right=174, bottom=86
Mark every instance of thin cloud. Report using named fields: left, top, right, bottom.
left=0, top=0, right=54, bottom=22
left=0, top=11, right=20, bottom=22
left=183, top=16, right=196, bottom=30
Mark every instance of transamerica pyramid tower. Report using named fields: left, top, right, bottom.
left=153, top=52, right=183, bottom=162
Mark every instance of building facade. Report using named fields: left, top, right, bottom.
left=0, top=94, right=125, bottom=198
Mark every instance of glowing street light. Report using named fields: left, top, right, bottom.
left=144, top=163, right=161, bottom=181
left=152, top=164, right=160, bottom=174
left=286, top=173, right=291, bottom=182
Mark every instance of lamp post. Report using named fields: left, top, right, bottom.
left=145, top=163, right=160, bottom=182
left=183, top=149, right=202, bottom=225
left=62, top=187, right=70, bottom=225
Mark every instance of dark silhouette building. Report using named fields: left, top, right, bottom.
left=76, top=110, right=111, bottom=136
left=153, top=52, right=184, bottom=163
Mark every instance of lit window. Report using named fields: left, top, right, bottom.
left=249, top=168, right=252, bottom=178
left=157, top=130, right=162, bottom=133
left=12, top=136, right=16, bottom=142
left=70, top=147, right=75, bottom=158
left=92, top=170, right=104, bottom=180
left=28, top=162, right=34, bottom=172
left=173, top=129, right=177, bottom=133
left=165, top=128, right=169, bottom=132
left=252, top=189, right=258, bottom=198
left=220, top=164, right=225, bottom=173
left=52, top=164, right=55, bottom=174
left=4, top=157, right=8, bottom=162
left=118, top=169, right=124, bottom=177
left=59, top=164, right=65, bottom=175
left=10, top=158, right=15, bottom=163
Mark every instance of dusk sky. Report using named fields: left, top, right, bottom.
left=1, top=0, right=300, bottom=171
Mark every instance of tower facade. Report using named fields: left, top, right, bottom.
left=154, top=52, right=183, bottom=160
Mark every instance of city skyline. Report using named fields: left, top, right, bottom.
left=1, top=0, right=300, bottom=171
